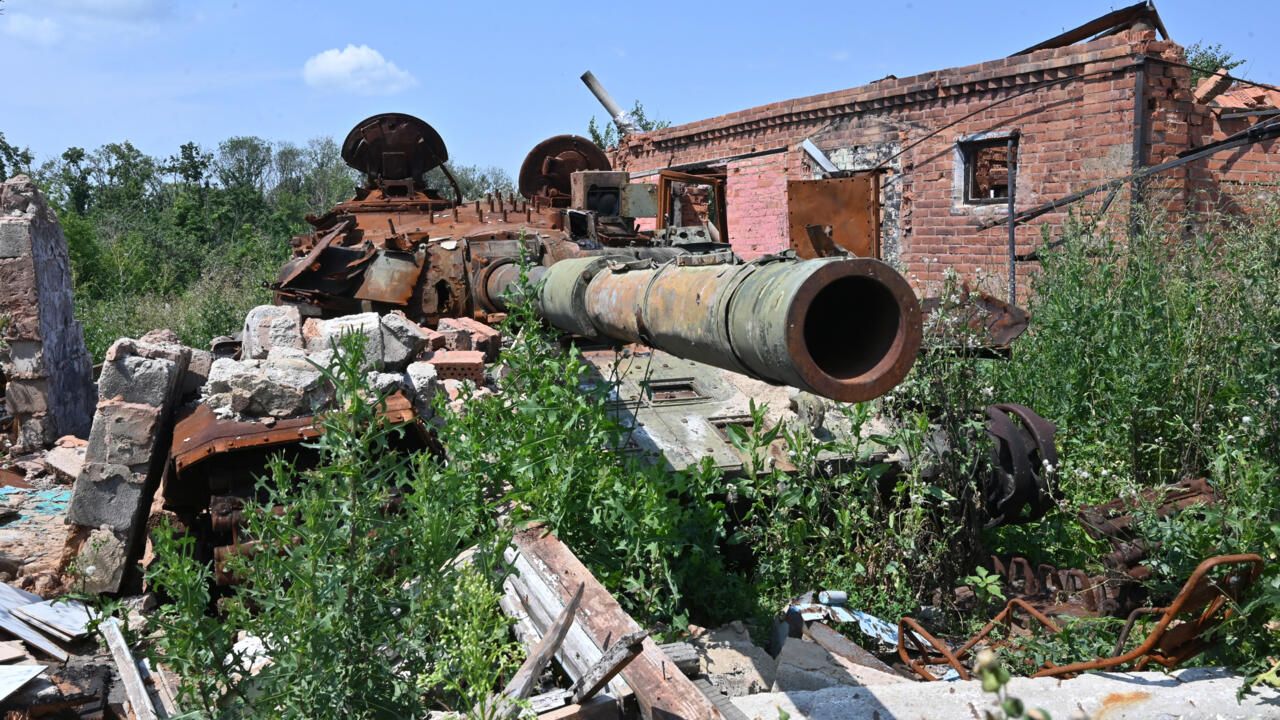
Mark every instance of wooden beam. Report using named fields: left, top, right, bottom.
left=538, top=694, right=620, bottom=720
left=101, top=618, right=157, bottom=720
left=505, top=583, right=584, bottom=700
left=512, top=526, right=723, bottom=720
left=571, top=629, right=647, bottom=703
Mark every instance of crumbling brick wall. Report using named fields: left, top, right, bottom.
left=0, top=176, right=95, bottom=452
left=613, top=32, right=1171, bottom=297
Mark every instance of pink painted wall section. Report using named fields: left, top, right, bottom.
left=726, top=153, right=790, bottom=259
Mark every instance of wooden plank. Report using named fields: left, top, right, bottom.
left=571, top=630, right=647, bottom=703
left=504, top=548, right=631, bottom=700
left=504, top=583, right=584, bottom=700
left=137, top=658, right=180, bottom=719
left=657, top=642, right=700, bottom=678
left=690, top=678, right=750, bottom=720
left=0, top=664, right=45, bottom=704
left=101, top=618, right=157, bottom=720
left=12, top=599, right=96, bottom=639
left=537, top=694, right=619, bottom=720
left=513, top=527, right=723, bottom=720
left=803, top=622, right=899, bottom=676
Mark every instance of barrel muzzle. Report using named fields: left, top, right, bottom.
left=534, top=255, right=921, bottom=403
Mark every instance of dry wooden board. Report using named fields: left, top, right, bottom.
left=13, top=599, right=97, bottom=639
left=513, top=527, right=722, bottom=720
left=0, top=664, right=46, bottom=704
left=0, top=640, right=27, bottom=663
left=101, top=619, right=157, bottom=720
left=503, top=550, right=631, bottom=700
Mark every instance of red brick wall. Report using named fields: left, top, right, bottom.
left=725, top=153, right=790, bottom=259
left=613, top=32, right=1168, bottom=298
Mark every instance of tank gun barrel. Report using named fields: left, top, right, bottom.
left=528, top=255, right=922, bottom=403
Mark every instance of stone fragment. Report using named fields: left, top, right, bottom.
left=0, top=220, right=27, bottom=257
left=439, top=317, right=501, bottom=361
left=404, top=361, right=439, bottom=415
left=96, top=354, right=180, bottom=407
left=202, top=357, right=330, bottom=419
left=82, top=402, right=163, bottom=467
left=67, top=462, right=146, bottom=531
left=306, top=312, right=383, bottom=367
left=43, top=441, right=86, bottom=483
left=74, top=527, right=130, bottom=595
left=434, top=323, right=473, bottom=352
left=181, top=348, right=214, bottom=400
left=771, top=637, right=877, bottom=692
left=691, top=622, right=778, bottom=698
left=4, top=378, right=48, bottom=415
left=242, top=305, right=304, bottom=360
left=365, top=371, right=404, bottom=396
left=379, top=311, right=428, bottom=370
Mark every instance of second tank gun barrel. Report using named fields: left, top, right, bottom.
left=512, top=255, right=921, bottom=403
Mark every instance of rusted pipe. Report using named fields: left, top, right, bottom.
left=534, top=256, right=921, bottom=403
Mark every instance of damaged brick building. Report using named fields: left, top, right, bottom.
left=610, top=2, right=1280, bottom=294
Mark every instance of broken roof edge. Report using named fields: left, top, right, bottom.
left=616, top=31, right=1161, bottom=154
left=1012, top=1, right=1169, bottom=57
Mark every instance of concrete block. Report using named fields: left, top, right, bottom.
left=181, top=349, right=213, bottom=400
left=692, top=623, right=778, bottom=698
left=13, top=414, right=57, bottom=451
left=379, top=311, right=428, bottom=370
left=440, top=317, right=501, bottom=361
left=307, top=312, right=383, bottom=367
left=97, top=354, right=180, bottom=407
left=4, top=377, right=48, bottom=415
left=365, top=371, right=404, bottom=396
left=772, top=638, right=891, bottom=692
left=0, top=221, right=27, bottom=258
left=43, top=441, right=86, bottom=483
left=3, top=340, right=43, bottom=377
left=83, top=401, right=163, bottom=467
left=67, top=462, right=145, bottom=531
left=242, top=305, right=303, bottom=360
left=434, top=323, right=473, bottom=352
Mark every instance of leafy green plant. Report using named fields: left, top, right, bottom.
left=146, top=334, right=519, bottom=718
left=964, top=567, right=1007, bottom=607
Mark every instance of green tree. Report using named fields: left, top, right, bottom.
left=1185, top=41, right=1245, bottom=85
left=0, top=131, right=33, bottom=180
left=587, top=100, right=671, bottom=150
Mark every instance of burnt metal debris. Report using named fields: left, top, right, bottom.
left=900, top=553, right=1263, bottom=681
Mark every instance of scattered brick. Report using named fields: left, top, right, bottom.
left=426, top=350, right=486, bottom=384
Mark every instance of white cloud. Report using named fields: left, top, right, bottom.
left=2, top=13, right=63, bottom=46
left=303, top=44, right=417, bottom=95
left=47, top=0, right=173, bottom=21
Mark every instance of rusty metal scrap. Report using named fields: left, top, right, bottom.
left=983, top=403, right=1059, bottom=527
left=904, top=554, right=1264, bottom=681
left=1080, top=477, right=1217, bottom=581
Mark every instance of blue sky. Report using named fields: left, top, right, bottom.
left=1, top=0, right=1275, bottom=174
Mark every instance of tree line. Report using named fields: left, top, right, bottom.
left=0, top=131, right=515, bottom=358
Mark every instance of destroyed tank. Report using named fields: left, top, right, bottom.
left=273, top=113, right=923, bottom=406
left=155, top=113, right=925, bottom=585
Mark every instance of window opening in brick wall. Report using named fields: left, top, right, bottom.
left=961, top=137, right=1015, bottom=204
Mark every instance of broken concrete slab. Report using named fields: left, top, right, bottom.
left=80, top=403, right=163, bottom=470
left=66, top=463, right=146, bottom=531
left=689, top=622, right=777, bottom=698
left=732, top=667, right=1280, bottom=720
left=42, top=440, right=86, bottom=484
left=242, top=305, right=304, bottom=360
left=404, top=361, right=439, bottom=415
left=379, top=311, right=428, bottom=370
left=771, top=637, right=905, bottom=692
left=305, top=312, right=383, bottom=365
left=96, top=354, right=182, bottom=408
